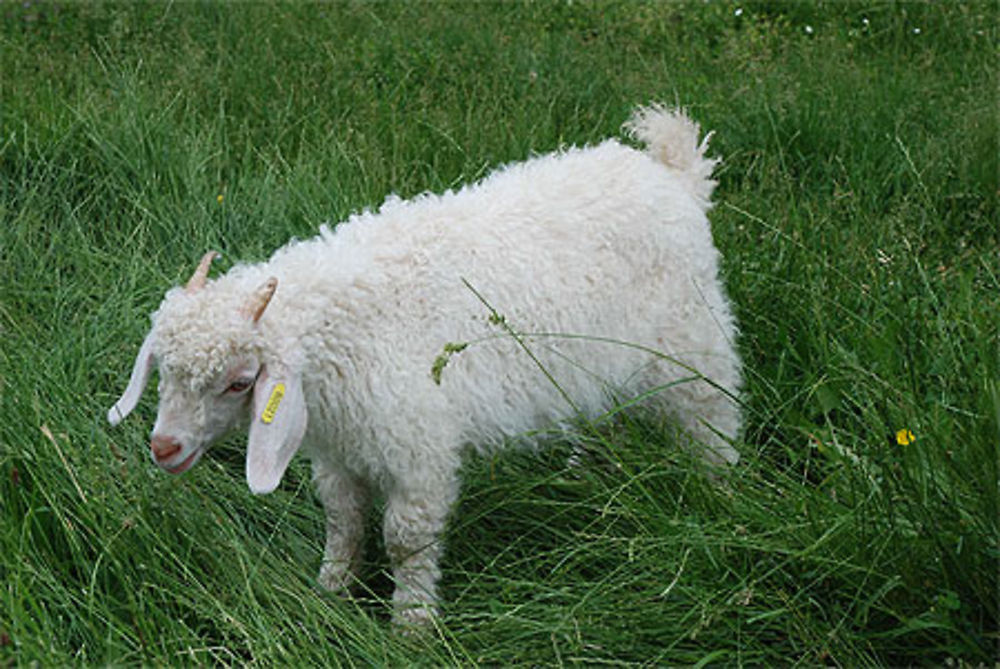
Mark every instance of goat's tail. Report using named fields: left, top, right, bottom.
left=623, top=104, right=718, bottom=205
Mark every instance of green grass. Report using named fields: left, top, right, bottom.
left=1, top=1, right=996, bottom=665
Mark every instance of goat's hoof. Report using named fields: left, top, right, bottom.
left=391, top=604, right=438, bottom=634
left=317, top=562, right=354, bottom=595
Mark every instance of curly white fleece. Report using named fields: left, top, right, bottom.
left=118, top=106, right=743, bottom=626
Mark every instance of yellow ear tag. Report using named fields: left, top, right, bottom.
left=261, top=383, right=286, bottom=424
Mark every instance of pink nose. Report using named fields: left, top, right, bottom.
left=150, top=435, right=182, bottom=463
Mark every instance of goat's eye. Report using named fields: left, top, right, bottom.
left=226, top=378, right=253, bottom=394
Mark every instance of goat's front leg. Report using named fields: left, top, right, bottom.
left=313, top=463, right=370, bottom=594
left=382, top=474, right=458, bottom=628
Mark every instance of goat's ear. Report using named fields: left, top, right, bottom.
left=108, top=333, right=155, bottom=426
left=246, top=365, right=307, bottom=494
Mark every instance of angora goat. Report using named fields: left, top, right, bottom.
left=108, top=105, right=742, bottom=626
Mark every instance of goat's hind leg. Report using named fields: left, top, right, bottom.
left=666, top=376, right=742, bottom=468
left=643, top=349, right=743, bottom=468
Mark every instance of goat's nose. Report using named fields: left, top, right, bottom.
left=150, top=435, right=182, bottom=462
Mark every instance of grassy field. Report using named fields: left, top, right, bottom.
left=1, top=1, right=997, bottom=665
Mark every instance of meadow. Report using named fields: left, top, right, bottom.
left=1, top=1, right=996, bottom=665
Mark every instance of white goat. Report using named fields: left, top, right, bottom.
left=108, top=105, right=742, bottom=626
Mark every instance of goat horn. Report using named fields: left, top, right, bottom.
left=242, top=277, right=278, bottom=323
left=185, top=251, right=220, bottom=292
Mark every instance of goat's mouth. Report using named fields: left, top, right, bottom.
left=165, top=448, right=202, bottom=475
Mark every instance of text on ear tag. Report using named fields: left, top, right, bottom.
left=261, top=383, right=286, bottom=424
